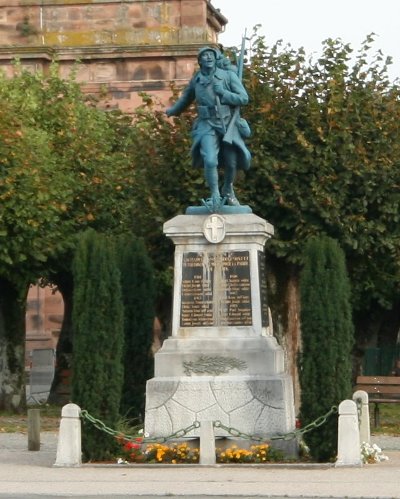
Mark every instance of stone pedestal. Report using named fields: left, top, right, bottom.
left=145, top=213, right=295, bottom=440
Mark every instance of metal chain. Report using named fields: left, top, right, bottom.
left=147, top=422, right=201, bottom=443
left=354, top=396, right=362, bottom=425
left=213, top=420, right=264, bottom=442
left=214, top=405, right=338, bottom=442
left=80, top=410, right=123, bottom=437
left=81, top=405, right=338, bottom=445
left=80, top=409, right=200, bottom=444
left=284, top=405, right=338, bottom=440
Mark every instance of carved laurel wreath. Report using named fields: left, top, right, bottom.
left=183, top=355, right=247, bottom=376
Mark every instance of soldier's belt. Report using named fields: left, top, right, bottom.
left=197, top=105, right=231, bottom=120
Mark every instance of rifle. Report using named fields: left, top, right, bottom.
left=223, top=30, right=247, bottom=144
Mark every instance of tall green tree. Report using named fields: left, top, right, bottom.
left=299, top=236, right=354, bottom=461
left=0, top=64, right=136, bottom=410
left=242, top=33, right=400, bottom=339
left=71, top=230, right=124, bottom=461
left=116, top=234, right=156, bottom=419
left=0, top=84, right=74, bottom=410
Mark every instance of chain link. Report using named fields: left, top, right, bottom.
left=213, top=420, right=264, bottom=442
left=215, top=405, right=338, bottom=442
left=149, top=422, right=201, bottom=443
left=80, top=410, right=200, bottom=444
left=80, top=410, right=124, bottom=438
left=354, top=396, right=362, bottom=425
left=81, top=405, right=338, bottom=445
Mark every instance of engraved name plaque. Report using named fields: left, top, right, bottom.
left=180, top=251, right=252, bottom=327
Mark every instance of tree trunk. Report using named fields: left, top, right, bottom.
left=48, top=271, right=73, bottom=405
left=266, top=254, right=301, bottom=410
left=0, top=277, right=28, bottom=413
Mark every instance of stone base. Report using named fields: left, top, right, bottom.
left=154, top=336, right=285, bottom=377
left=144, top=213, right=296, bottom=447
left=144, top=375, right=295, bottom=439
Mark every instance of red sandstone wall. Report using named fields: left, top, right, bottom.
left=0, top=1, right=226, bottom=111
left=0, top=1, right=210, bottom=47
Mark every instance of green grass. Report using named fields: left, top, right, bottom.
left=370, top=403, right=400, bottom=435
left=0, top=404, right=61, bottom=433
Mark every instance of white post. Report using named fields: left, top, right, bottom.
left=353, top=390, right=370, bottom=445
left=335, top=400, right=362, bottom=467
left=54, top=403, right=82, bottom=467
left=199, top=421, right=216, bottom=465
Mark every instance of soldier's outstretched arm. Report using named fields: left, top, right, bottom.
left=166, top=79, right=196, bottom=117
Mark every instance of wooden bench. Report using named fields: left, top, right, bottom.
left=354, top=376, right=400, bottom=427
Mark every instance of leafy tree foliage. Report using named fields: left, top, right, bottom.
left=0, top=63, right=135, bottom=284
left=0, top=64, right=136, bottom=410
left=72, top=230, right=124, bottom=461
left=299, top=236, right=354, bottom=461
left=116, top=234, right=156, bottom=419
left=0, top=100, right=73, bottom=283
left=242, top=33, right=400, bottom=315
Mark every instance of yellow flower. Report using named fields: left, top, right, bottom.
left=156, top=448, right=165, bottom=461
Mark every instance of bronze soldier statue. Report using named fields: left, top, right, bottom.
left=166, top=45, right=251, bottom=212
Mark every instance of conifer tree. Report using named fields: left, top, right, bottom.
left=116, top=234, right=156, bottom=419
left=71, top=229, right=124, bottom=461
left=299, top=236, right=354, bottom=461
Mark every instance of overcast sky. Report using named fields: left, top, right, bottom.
left=213, top=0, right=400, bottom=81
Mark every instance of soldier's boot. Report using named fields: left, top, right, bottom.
left=221, top=182, right=240, bottom=206
left=205, top=167, right=222, bottom=211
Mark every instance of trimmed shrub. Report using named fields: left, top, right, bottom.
left=72, top=229, right=124, bottom=461
left=299, top=235, right=354, bottom=461
left=116, top=234, right=156, bottom=419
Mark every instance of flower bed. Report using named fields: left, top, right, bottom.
left=115, top=431, right=390, bottom=465
left=117, top=437, right=284, bottom=464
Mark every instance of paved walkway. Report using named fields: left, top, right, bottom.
left=0, top=432, right=399, bottom=498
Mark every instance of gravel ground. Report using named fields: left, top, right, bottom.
left=371, top=434, right=400, bottom=450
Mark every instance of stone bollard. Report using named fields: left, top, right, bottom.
left=335, top=400, right=362, bottom=467
left=353, top=390, right=370, bottom=445
left=54, top=403, right=82, bottom=467
left=199, top=421, right=216, bottom=465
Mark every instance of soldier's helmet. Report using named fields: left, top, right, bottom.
left=197, top=46, right=220, bottom=62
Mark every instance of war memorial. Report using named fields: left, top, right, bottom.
left=144, top=46, right=296, bottom=447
